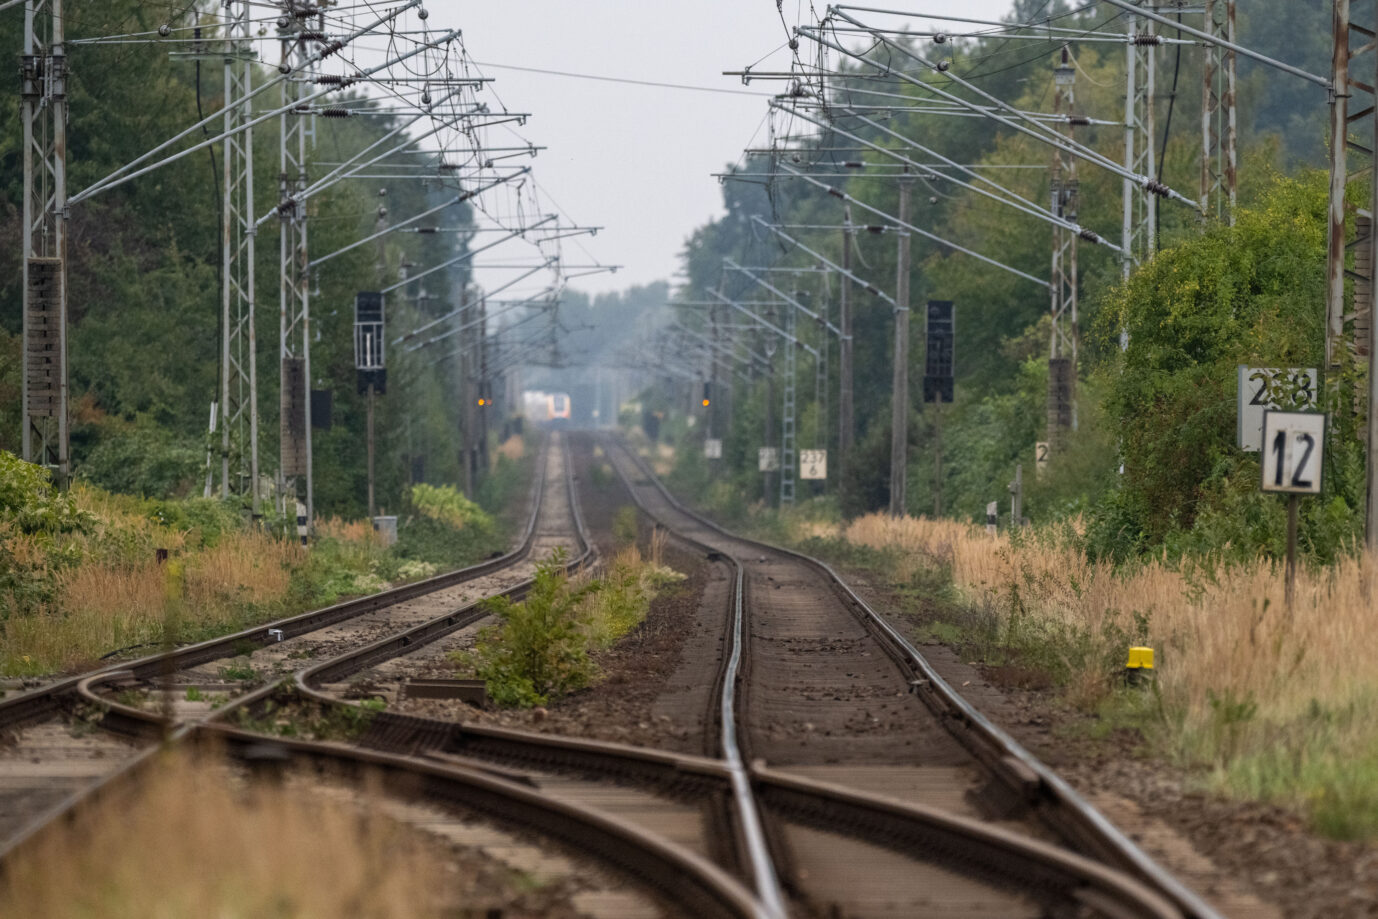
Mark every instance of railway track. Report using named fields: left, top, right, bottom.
left=0, top=430, right=1226, bottom=919
left=2, top=434, right=769, bottom=919
left=600, top=435, right=1222, bottom=919
left=0, top=436, right=561, bottom=855
left=176, top=433, right=1209, bottom=917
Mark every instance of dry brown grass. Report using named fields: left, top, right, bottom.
left=315, top=515, right=381, bottom=544
left=183, top=531, right=296, bottom=608
left=497, top=434, right=525, bottom=460
left=0, top=748, right=462, bottom=918
left=843, top=512, right=1378, bottom=762
left=1, top=529, right=301, bottom=673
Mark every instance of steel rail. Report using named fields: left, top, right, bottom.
left=77, top=437, right=591, bottom=735
left=0, top=719, right=760, bottom=919
left=0, top=437, right=553, bottom=735
left=597, top=437, right=1182, bottom=919
left=606, top=436, right=1225, bottom=919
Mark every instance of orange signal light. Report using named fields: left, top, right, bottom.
left=702, top=398, right=710, bottom=407
left=477, top=398, right=487, bottom=407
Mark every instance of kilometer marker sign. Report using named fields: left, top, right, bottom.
left=799, top=449, right=826, bottom=480
left=1260, top=410, right=1325, bottom=495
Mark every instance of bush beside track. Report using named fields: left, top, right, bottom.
left=0, top=447, right=533, bottom=677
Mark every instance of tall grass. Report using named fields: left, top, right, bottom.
left=583, top=531, right=683, bottom=649
left=1, top=494, right=392, bottom=675
left=839, top=512, right=1378, bottom=837
left=0, top=748, right=461, bottom=918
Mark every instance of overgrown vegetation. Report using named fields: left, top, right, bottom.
left=458, top=531, right=683, bottom=708
left=0, top=450, right=522, bottom=676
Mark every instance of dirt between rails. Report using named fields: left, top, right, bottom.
left=401, top=544, right=718, bottom=755
left=400, top=436, right=722, bottom=755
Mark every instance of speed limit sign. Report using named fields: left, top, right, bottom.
left=1261, top=410, right=1325, bottom=495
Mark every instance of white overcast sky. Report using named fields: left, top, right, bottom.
left=428, top=1, right=1016, bottom=295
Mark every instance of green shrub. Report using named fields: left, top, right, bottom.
left=0, top=450, right=91, bottom=535
left=408, top=483, right=490, bottom=530
left=611, top=506, right=639, bottom=547
left=78, top=422, right=202, bottom=498
left=397, top=482, right=498, bottom=568
left=460, top=550, right=598, bottom=707
left=1092, top=170, right=1365, bottom=561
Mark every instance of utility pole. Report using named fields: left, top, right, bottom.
left=460, top=287, right=475, bottom=496
left=218, top=1, right=259, bottom=515
left=355, top=291, right=385, bottom=520
left=709, top=302, right=720, bottom=448
left=763, top=305, right=778, bottom=505
left=278, top=7, right=316, bottom=528
left=838, top=207, right=855, bottom=491
left=478, top=295, right=490, bottom=477
left=1049, top=47, right=1079, bottom=453
left=888, top=174, right=914, bottom=518
left=1325, top=1, right=1378, bottom=549
left=780, top=292, right=797, bottom=505
left=1201, top=0, right=1238, bottom=221
left=20, top=0, right=68, bottom=485
left=815, top=272, right=830, bottom=493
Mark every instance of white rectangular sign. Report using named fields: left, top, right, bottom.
left=985, top=501, right=998, bottom=536
left=1034, top=442, right=1049, bottom=479
left=1238, top=367, right=1318, bottom=451
left=758, top=447, right=779, bottom=472
left=799, top=449, right=827, bottom=480
left=1261, top=410, right=1325, bottom=495
left=704, top=438, right=722, bottom=459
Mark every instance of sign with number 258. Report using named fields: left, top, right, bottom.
left=1260, top=410, right=1325, bottom=495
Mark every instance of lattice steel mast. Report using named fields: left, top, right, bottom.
left=1049, top=47, right=1078, bottom=451
left=20, top=0, right=67, bottom=483
left=278, top=3, right=317, bottom=525
left=221, top=0, right=260, bottom=513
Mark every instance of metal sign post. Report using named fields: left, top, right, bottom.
left=1261, top=410, right=1326, bottom=607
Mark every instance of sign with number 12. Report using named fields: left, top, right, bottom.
left=1260, top=410, right=1325, bottom=495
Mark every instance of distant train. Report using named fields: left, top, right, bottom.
left=521, top=390, right=573, bottom=425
